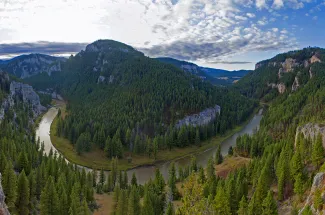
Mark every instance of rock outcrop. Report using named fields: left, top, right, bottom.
left=299, top=172, right=325, bottom=215
left=9, top=81, right=46, bottom=117
left=295, top=123, right=325, bottom=148
left=175, top=105, right=221, bottom=128
left=0, top=173, right=10, bottom=215
left=268, top=83, right=286, bottom=94
left=292, top=77, right=299, bottom=92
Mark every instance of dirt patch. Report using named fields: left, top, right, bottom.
left=94, top=193, right=114, bottom=215
left=215, top=156, right=251, bottom=179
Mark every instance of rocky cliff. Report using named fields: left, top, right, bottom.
left=0, top=173, right=10, bottom=215
left=0, top=75, right=45, bottom=122
left=9, top=81, right=46, bottom=116
left=175, top=105, right=221, bottom=128
left=295, top=123, right=325, bottom=148
left=2, top=54, right=65, bottom=79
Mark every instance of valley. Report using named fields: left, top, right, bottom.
left=1, top=42, right=325, bottom=215
left=36, top=99, right=262, bottom=184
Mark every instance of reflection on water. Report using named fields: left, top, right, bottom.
left=36, top=107, right=263, bottom=185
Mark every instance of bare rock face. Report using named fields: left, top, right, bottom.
left=181, top=64, right=200, bottom=74
left=292, top=77, right=300, bottom=92
left=295, top=123, right=325, bottom=148
left=282, top=58, right=299, bottom=73
left=310, top=55, right=321, bottom=64
left=299, top=172, right=325, bottom=215
left=309, top=67, right=313, bottom=79
left=9, top=81, right=46, bottom=117
left=268, top=83, right=286, bottom=94
left=0, top=173, right=10, bottom=215
left=175, top=105, right=221, bottom=128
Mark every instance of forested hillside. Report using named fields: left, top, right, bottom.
left=165, top=48, right=325, bottom=214
left=27, top=40, right=256, bottom=157
left=0, top=72, right=95, bottom=214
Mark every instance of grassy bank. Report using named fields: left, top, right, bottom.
left=50, top=102, right=260, bottom=171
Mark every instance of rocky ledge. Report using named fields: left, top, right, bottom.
left=175, top=105, right=221, bottom=128
left=0, top=173, right=10, bottom=215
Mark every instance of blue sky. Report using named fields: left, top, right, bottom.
left=0, top=0, right=324, bottom=70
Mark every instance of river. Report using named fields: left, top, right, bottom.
left=36, top=106, right=263, bottom=185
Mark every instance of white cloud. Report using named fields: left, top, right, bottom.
left=0, top=0, right=315, bottom=67
left=246, top=13, right=256, bottom=18
left=272, top=0, right=284, bottom=9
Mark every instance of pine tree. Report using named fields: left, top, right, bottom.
left=127, top=186, right=140, bottom=215
left=2, top=163, right=17, bottom=209
left=16, top=170, right=30, bottom=215
left=215, top=143, right=223, bottom=164
left=40, top=177, right=59, bottom=215
left=168, top=162, right=178, bottom=199
left=237, top=196, right=248, bottom=215
left=198, top=167, right=206, bottom=184
left=165, top=202, right=175, bottom=215
left=206, top=157, right=215, bottom=180
left=313, top=188, right=323, bottom=211
left=294, top=173, right=304, bottom=200
left=214, top=186, right=231, bottom=215
left=131, top=173, right=137, bottom=187
left=262, top=191, right=278, bottom=215
left=195, top=128, right=201, bottom=147
left=312, top=134, right=324, bottom=168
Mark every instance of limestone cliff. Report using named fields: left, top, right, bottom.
left=0, top=76, right=46, bottom=122
left=295, top=123, right=325, bottom=148
left=0, top=173, right=10, bottom=215
left=9, top=81, right=46, bottom=117
left=175, top=105, right=221, bottom=128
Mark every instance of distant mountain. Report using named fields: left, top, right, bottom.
left=156, top=57, right=251, bottom=85
left=0, top=53, right=66, bottom=79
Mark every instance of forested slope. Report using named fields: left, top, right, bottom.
left=169, top=48, right=325, bottom=214
left=0, top=71, right=95, bottom=214
left=30, top=40, right=256, bottom=157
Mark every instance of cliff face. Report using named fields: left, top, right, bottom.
left=0, top=73, right=45, bottom=122
left=9, top=81, right=46, bottom=117
left=295, top=123, right=325, bottom=148
left=0, top=173, right=10, bottom=215
left=175, top=105, right=221, bottom=128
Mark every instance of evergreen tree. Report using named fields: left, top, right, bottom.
left=313, top=188, right=323, bottom=211
left=2, top=163, right=17, bottom=209
left=127, top=186, right=140, bottom=215
left=131, top=173, right=137, bottom=187
left=168, top=162, right=178, bottom=199
left=311, top=134, right=324, bottom=168
left=165, top=202, right=175, bottom=215
left=16, top=170, right=30, bottom=215
left=238, top=196, right=248, bottom=215
left=262, top=191, right=278, bottom=215
left=40, top=177, right=59, bottom=215
left=294, top=173, right=304, bottom=200
left=214, top=186, right=231, bottom=215
left=215, top=143, right=223, bottom=164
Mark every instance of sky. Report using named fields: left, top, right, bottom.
left=0, top=0, right=324, bottom=70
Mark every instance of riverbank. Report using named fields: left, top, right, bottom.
left=49, top=102, right=261, bottom=171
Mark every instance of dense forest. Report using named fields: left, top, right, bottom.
left=26, top=40, right=257, bottom=157
left=100, top=48, right=325, bottom=215
left=0, top=78, right=95, bottom=215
